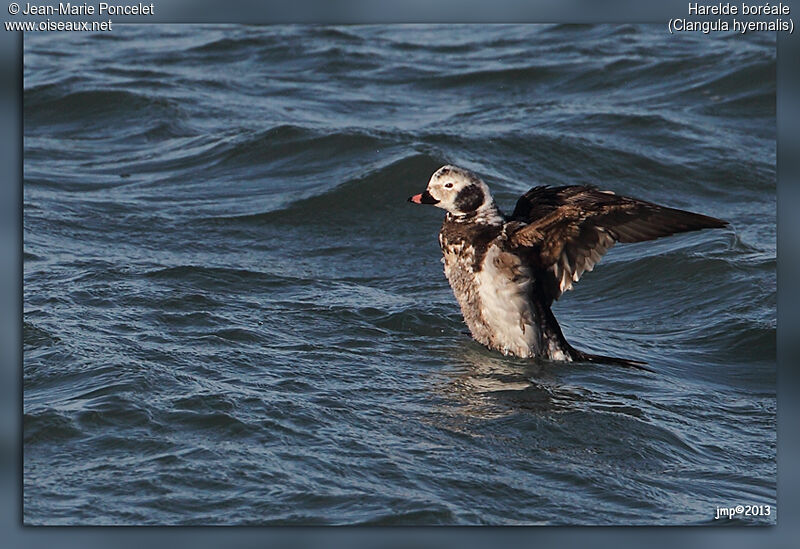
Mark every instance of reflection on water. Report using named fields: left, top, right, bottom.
left=431, top=341, right=649, bottom=426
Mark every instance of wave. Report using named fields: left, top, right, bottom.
left=689, top=58, right=775, bottom=98
left=214, top=124, right=390, bottom=169
left=421, top=64, right=566, bottom=89
left=144, top=265, right=313, bottom=288
left=188, top=36, right=278, bottom=54
left=25, top=88, right=182, bottom=125
left=24, top=409, right=83, bottom=444
left=23, top=321, right=59, bottom=349
left=202, top=152, right=444, bottom=226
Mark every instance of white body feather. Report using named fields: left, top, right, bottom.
left=474, top=246, right=537, bottom=357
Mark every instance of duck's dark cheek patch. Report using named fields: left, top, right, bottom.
left=454, top=184, right=484, bottom=212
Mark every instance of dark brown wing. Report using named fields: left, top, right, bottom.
left=508, top=185, right=728, bottom=300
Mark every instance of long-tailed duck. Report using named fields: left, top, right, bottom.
left=408, top=165, right=727, bottom=368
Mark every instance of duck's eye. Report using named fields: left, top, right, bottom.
left=444, top=182, right=453, bottom=188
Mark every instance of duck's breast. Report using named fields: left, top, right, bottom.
left=473, top=245, right=539, bottom=357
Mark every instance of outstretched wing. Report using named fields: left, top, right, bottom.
left=508, top=185, right=727, bottom=300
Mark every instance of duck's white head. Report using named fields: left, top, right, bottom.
left=408, top=165, right=500, bottom=221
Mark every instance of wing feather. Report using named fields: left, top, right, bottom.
left=508, top=185, right=727, bottom=300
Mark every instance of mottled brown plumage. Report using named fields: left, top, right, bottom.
left=507, top=185, right=728, bottom=302
left=409, top=165, right=728, bottom=368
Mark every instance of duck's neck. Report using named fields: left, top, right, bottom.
left=448, top=201, right=504, bottom=226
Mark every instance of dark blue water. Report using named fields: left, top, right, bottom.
left=23, top=24, right=776, bottom=525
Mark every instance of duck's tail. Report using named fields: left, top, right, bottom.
left=532, top=290, right=653, bottom=372
left=568, top=347, right=653, bottom=372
